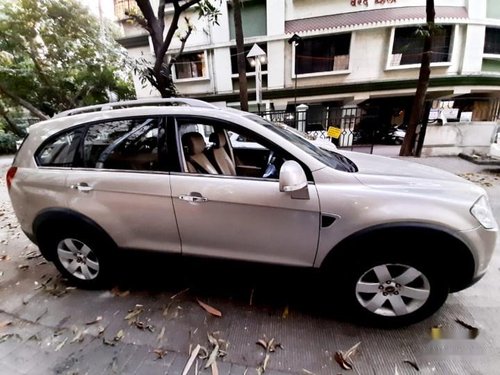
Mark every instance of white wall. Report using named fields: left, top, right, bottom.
left=126, top=46, right=160, bottom=98
left=422, top=122, right=497, bottom=156
left=285, top=0, right=466, bottom=20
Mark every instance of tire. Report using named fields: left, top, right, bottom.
left=331, top=251, right=449, bottom=327
left=49, top=230, right=112, bottom=289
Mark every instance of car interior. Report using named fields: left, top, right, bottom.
left=178, top=122, right=283, bottom=179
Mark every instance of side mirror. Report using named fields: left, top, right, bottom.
left=279, top=160, right=307, bottom=192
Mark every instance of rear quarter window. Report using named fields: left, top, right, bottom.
left=36, top=128, right=83, bottom=167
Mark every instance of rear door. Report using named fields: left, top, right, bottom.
left=65, top=117, right=181, bottom=253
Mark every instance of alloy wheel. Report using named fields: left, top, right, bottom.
left=56, top=238, right=100, bottom=281
left=355, top=263, right=430, bottom=317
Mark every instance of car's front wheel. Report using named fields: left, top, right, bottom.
left=334, top=254, right=449, bottom=327
left=50, top=232, right=111, bottom=288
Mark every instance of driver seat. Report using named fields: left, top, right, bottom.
left=209, top=132, right=236, bottom=176
left=182, top=132, right=218, bottom=174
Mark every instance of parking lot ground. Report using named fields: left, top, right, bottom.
left=0, top=154, right=499, bottom=375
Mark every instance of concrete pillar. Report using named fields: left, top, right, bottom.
left=297, top=104, right=309, bottom=132
left=461, top=0, right=487, bottom=74
left=266, top=0, right=285, bottom=90
left=210, top=1, right=232, bottom=93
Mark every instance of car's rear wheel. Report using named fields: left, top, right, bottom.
left=332, top=252, right=449, bottom=327
left=50, top=232, right=111, bottom=288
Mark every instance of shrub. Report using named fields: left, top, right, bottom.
left=0, top=132, right=19, bottom=154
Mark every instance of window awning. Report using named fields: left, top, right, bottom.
left=285, top=6, right=468, bottom=34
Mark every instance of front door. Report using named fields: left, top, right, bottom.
left=169, top=116, right=320, bottom=266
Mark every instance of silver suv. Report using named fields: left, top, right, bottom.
left=7, top=99, right=498, bottom=326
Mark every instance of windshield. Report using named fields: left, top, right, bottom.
left=246, top=115, right=357, bottom=172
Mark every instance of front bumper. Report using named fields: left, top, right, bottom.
left=458, top=224, right=498, bottom=280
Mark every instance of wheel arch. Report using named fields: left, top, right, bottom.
left=33, top=208, right=117, bottom=261
left=320, top=223, right=475, bottom=292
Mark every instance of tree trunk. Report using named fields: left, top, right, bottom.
left=399, top=0, right=435, bottom=156
left=233, top=0, right=248, bottom=111
left=135, top=0, right=202, bottom=98
left=1, top=113, right=25, bottom=137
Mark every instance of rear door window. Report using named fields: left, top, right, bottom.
left=82, top=117, right=165, bottom=171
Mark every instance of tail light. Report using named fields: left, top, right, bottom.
left=6, top=167, right=17, bottom=190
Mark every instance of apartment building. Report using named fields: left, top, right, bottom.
left=101, top=0, right=500, bottom=154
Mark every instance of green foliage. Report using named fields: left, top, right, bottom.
left=0, top=0, right=135, bottom=117
left=195, top=0, right=222, bottom=25
left=0, top=131, right=19, bottom=154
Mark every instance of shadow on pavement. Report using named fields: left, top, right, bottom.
left=110, top=250, right=349, bottom=322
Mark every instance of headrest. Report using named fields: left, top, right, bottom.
left=209, top=132, right=226, bottom=148
left=182, top=132, right=206, bottom=155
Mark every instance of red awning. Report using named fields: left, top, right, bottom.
left=285, top=6, right=468, bottom=34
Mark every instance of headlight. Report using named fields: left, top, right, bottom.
left=470, top=196, right=497, bottom=229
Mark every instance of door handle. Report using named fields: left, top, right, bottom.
left=179, top=194, right=208, bottom=203
left=69, top=182, right=94, bottom=193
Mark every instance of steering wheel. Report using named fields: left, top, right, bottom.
left=262, top=151, right=277, bottom=178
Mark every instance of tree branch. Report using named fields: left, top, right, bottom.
left=0, top=106, right=26, bottom=137
left=157, top=0, right=201, bottom=67
left=157, top=0, right=166, bottom=31
left=165, top=18, right=193, bottom=76
left=0, top=84, right=49, bottom=120
left=125, top=11, right=151, bottom=32
left=179, top=0, right=201, bottom=12
left=135, top=0, right=163, bottom=52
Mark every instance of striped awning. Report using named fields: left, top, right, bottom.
left=285, top=6, right=468, bottom=34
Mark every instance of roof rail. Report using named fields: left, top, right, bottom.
left=54, top=98, right=220, bottom=118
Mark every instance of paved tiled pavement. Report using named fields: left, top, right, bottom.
left=0, top=153, right=499, bottom=375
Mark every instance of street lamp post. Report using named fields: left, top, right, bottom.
left=287, top=34, right=302, bottom=112
left=247, top=44, right=267, bottom=112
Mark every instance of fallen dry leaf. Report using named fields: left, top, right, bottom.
left=0, top=255, right=9, bottom=261
left=157, top=326, right=166, bottom=342
left=455, top=318, right=479, bottom=338
left=124, top=304, right=144, bottom=321
left=282, top=306, right=289, bottom=319
left=54, top=337, right=68, bottom=352
left=35, top=308, right=48, bottom=323
left=86, top=316, right=103, bottom=325
left=153, top=348, right=168, bottom=359
left=0, top=321, right=13, bottom=329
left=17, top=264, right=29, bottom=270
left=211, top=361, right=219, bottom=375
left=111, top=287, right=130, bottom=297
left=103, top=338, right=116, bottom=346
left=205, top=344, right=219, bottom=369
left=28, top=334, right=41, bottom=342
left=182, top=343, right=201, bottom=375
left=0, top=333, right=21, bottom=343
left=135, top=321, right=154, bottom=332
left=170, top=287, right=190, bottom=300
left=334, top=352, right=352, bottom=370
left=70, top=329, right=85, bottom=344
left=197, top=299, right=222, bottom=317
left=256, top=336, right=283, bottom=374
left=403, top=360, right=420, bottom=371
left=257, top=336, right=283, bottom=352
left=334, top=342, right=361, bottom=371
left=114, top=329, right=124, bottom=342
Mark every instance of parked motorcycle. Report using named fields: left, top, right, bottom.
left=383, top=124, right=407, bottom=145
